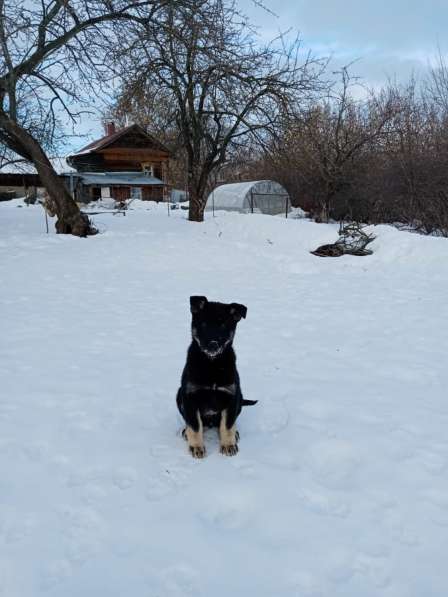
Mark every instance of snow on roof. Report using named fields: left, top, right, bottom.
left=79, top=172, right=164, bottom=186
left=0, top=157, right=75, bottom=175
left=0, top=158, right=165, bottom=187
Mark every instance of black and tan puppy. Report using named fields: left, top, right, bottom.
left=176, top=296, right=257, bottom=458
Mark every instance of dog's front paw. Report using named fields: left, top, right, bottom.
left=220, top=443, right=238, bottom=456
left=189, top=445, right=206, bottom=458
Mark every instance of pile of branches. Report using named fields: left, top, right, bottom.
left=311, top=222, right=376, bottom=257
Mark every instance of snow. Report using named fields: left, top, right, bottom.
left=1, top=199, right=448, bottom=597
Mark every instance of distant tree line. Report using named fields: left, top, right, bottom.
left=226, top=60, right=448, bottom=236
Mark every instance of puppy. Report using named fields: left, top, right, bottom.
left=176, top=296, right=257, bottom=458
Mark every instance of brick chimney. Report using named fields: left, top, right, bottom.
left=105, top=121, right=116, bottom=136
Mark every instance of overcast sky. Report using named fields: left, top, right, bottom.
left=68, top=0, right=447, bottom=150
left=239, top=0, right=447, bottom=87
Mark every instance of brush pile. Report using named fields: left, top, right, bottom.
left=312, top=222, right=376, bottom=257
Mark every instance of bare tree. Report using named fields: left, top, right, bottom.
left=380, top=77, right=448, bottom=235
left=0, top=0, right=168, bottom=236
left=115, top=0, right=324, bottom=221
left=426, top=49, right=448, bottom=114
left=232, top=62, right=448, bottom=236
left=271, top=68, right=398, bottom=221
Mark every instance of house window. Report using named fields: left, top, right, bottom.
left=142, top=163, right=154, bottom=177
left=130, top=187, right=142, bottom=199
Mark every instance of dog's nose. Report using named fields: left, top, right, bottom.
left=208, top=341, right=219, bottom=351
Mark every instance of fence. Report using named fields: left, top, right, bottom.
left=210, top=190, right=290, bottom=218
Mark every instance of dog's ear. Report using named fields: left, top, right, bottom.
left=190, top=296, right=208, bottom=314
left=229, top=303, right=247, bottom=321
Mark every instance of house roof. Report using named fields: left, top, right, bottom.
left=69, top=124, right=172, bottom=157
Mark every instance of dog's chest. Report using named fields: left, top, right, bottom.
left=186, top=381, right=236, bottom=418
left=186, top=381, right=236, bottom=396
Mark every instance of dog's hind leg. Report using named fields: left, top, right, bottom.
left=185, top=411, right=205, bottom=459
left=219, top=410, right=238, bottom=456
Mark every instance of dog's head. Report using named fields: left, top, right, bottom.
left=190, top=296, right=247, bottom=358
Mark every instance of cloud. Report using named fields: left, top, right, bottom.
left=238, top=0, right=447, bottom=84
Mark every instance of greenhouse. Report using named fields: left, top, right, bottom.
left=206, top=180, right=290, bottom=216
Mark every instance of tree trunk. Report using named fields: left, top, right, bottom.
left=319, top=203, right=330, bottom=223
left=0, top=114, right=96, bottom=237
left=319, top=186, right=335, bottom=223
left=188, top=189, right=206, bottom=222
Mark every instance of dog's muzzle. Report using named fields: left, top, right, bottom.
left=203, top=340, right=222, bottom=358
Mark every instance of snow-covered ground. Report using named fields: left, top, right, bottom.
left=1, top=199, right=448, bottom=597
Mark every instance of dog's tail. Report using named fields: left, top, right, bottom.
left=242, top=399, right=258, bottom=406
